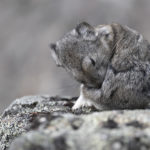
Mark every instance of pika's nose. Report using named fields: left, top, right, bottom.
left=50, top=43, right=56, bottom=50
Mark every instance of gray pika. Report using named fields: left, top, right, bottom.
left=50, top=22, right=150, bottom=110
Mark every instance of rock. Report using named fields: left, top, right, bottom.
left=0, top=95, right=93, bottom=150
left=1, top=96, right=150, bottom=150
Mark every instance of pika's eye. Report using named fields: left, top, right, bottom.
left=90, top=58, right=96, bottom=66
left=82, top=56, right=96, bottom=72
left=105, top=33, right=110, bottom=38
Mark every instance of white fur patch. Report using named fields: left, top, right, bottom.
left=50, top=49, right=62, bottom=66
left=71, top=29, right=78, bottom=36
left=138, top=35, right=143, bottom=42
left=72, top=85, right=93, bottom=110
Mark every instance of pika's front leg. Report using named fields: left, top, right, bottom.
left=72, top=67, right=117, bottom=110
left=73, top=68, right=117, bottom=110
left=72, top=84, right=95, bottom=110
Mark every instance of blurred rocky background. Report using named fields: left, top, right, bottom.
left=1, top=0, right=150, bottom=113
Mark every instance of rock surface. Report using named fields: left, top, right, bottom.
left=1, top=96, right=150, bottom=150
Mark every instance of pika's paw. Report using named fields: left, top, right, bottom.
left=72, top=96, right=93, bottom=110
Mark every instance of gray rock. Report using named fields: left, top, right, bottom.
left=0, top=95, right=92, bottom=150
left=1, top=96, right=150, bottom=150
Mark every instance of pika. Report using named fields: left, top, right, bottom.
left=50, top=22, right=150, bottom=110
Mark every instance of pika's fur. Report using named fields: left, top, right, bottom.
left=50, top=22, right=150, bottom=110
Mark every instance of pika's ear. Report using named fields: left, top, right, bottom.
left=76, top=22, right=92, bottom=35
left=76, top=22, right=96, bottom=40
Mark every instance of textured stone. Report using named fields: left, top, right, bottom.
left=0, top=95, right=93, bottom=150
left=1, top=95, right=150, bottom=150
